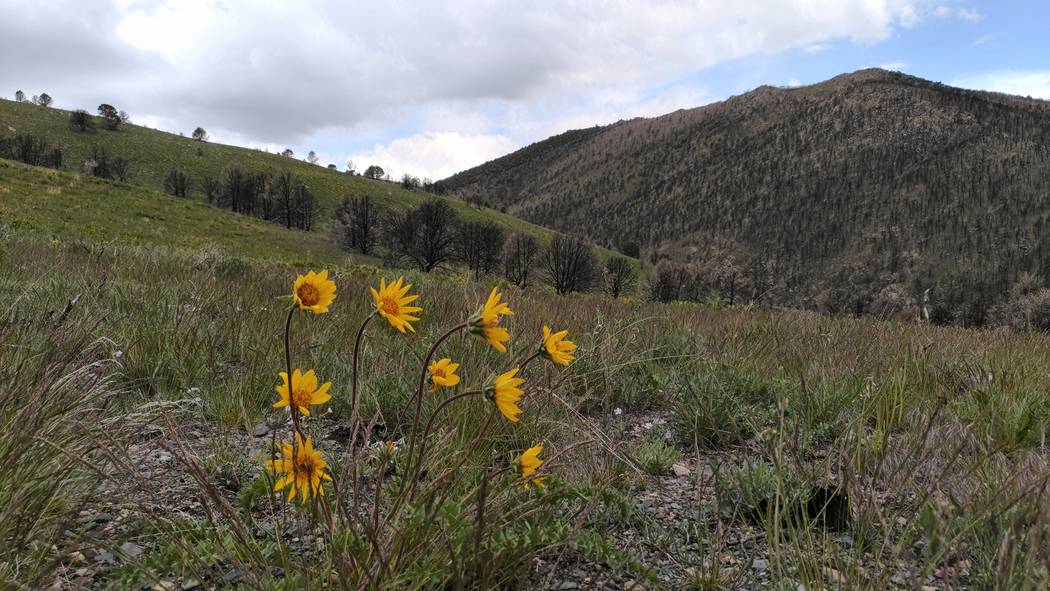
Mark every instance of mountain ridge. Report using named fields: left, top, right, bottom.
left=441, top=68, right=1050, bottom=323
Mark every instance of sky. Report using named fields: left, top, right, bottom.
left=2, top=0, right=1048, bottom=180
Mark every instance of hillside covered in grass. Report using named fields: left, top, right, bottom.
left=0, top=97, right=594, bottom=248
left=0, top=159, right=348, bottom=265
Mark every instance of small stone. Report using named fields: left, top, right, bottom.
left=95, top=551, right=116, bottom=565
left=68, top=551, right=86, bottom=563
left=119, top=542, right=143, bottom=559
left=752, top=558, right=769, bottom=571
left=152, top=582, right=177, bottom=591
left=253, top=423, right=270, bottom=437
left=74, top=568, right=91, bottom=577
left=554, top=581, right=579, bottom=590
left=623, top=580, right=645, bottom=590
left=672, top=463, right=691, bottom=477
left=181, top=580, right=201, bottom=590
left=824, top=568, right=845, bottom=584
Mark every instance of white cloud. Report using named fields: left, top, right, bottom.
left=933, top=5, right=981, bottom=22
left=788, top=78, right=802, bottom=87
left=953, top=71, right=1050, bottom=100
left=878, top=61, right=909, bottom=71
left=347, top=132, right=517, bottom=180
left=0, top=0, right=952, bottom=177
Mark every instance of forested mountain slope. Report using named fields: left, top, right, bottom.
left=443, top=69, right=1050, bottom=324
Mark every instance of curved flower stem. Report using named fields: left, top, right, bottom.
left=407, top=390, right=485, bottom=501
left=402, top=322, right=467, bottom=465
left=516, top=350, right=543, bottom=373
left=348, top=312, right=374, bottom=517
left=420, top=406, right=497, bottom=500
left=383, top=389, right=482, bottom=527
left=283, top=306, right=303, bottom=491
left=349, top=312, right=375, bottom=440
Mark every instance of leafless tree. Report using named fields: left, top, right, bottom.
left=332, top=194, right=380, bottom=255
left=604, top=256, right=637, bottom=298
left=502, top=233, right=538, bottom=287
left=457, top=221, right=505, bottom=280
left=164, top=169, right=190, bottom=198
left=543, top=234, right=597, bottom=295
left=385, top=200, right=457, bottom=272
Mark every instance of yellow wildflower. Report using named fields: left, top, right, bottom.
left=486, top=367, right=525, bottom=422
left=371, top=277, right=423, bottom=333
left=519, top=444, right=545, bottom=489
left=274, top=368, right=332, bottom=416
left=540, top=326, right=576, bottom=366
left=268, top=434, right=332, bottom=503
left=469, top=287, right=513, bottom=352
left=293, top=270, right=336, bottom=314
left=428, top=358, right=461, bottom=392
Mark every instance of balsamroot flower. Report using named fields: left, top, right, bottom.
left=274, top=368, right=332, bottom=416
left=372, top=277, right=423, bottom=333
left=269, top=434, right=332, bottom=503
left=518, top=444, right=545, bottom=489
left=540, top=326, right=576, bottom=366
left=293, top=270, right=336, bottom=314
left=469, top=287, right=513, bottom=352
left=486, top=367, right=525, bottom=422
left=428, top=358, right=461, bottom=392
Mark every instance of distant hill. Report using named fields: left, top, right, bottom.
left=0, top=159, right=346, bottom=265
left=0, top=98, right=586, bottom=247
left=442, top=69, right=1050, bottom=324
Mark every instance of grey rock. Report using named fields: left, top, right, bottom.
left=119, top=542, right=143, bottom=559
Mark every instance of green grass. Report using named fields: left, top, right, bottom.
left=0, top=98, right=620, bottom=256
left=4, top=113, right=1050, bottom=587
left=0, top=159, right=352, bottom=265
left=5, top=230, right=1050, bottom=588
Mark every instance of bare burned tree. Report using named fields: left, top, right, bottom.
left=219, top=166, right=263, bottom=214
left=269, top=171, right=295, bottom=229
left=164, top=169, right=190, bottom=198
left=202, top=176, right=220, bottom=204
left=649, top=262, right=693, bottom=303
left=385, top=200, right=457, bottom=272
left=502, top=233, right=538, bottom=287
left=332, top=194, right=380, bottom=255
left=543, top=234, right=597, bottom=295
left=457, top=221, right=505, bottom=280
left=604, top=256, right=638, bottom=298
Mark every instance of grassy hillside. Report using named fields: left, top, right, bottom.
left=0, top=159, right=350, bottom=265
left=0, top=97, right=592, bottom=249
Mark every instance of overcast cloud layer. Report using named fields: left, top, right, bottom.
left=1, top=0, right=1037, bottom=179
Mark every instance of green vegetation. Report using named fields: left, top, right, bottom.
left=0, top=159, right=348, bottom=265
left=5, top=222, right=1050, bottom=587
left=0, top=97, right=596, bottom=243
left=4, top=81, right=1050, bottom=589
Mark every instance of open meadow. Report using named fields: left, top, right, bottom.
left=4, top=220, right=1050, bottom=589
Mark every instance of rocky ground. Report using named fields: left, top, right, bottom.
left=41, top=410, right=968, bottom=590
